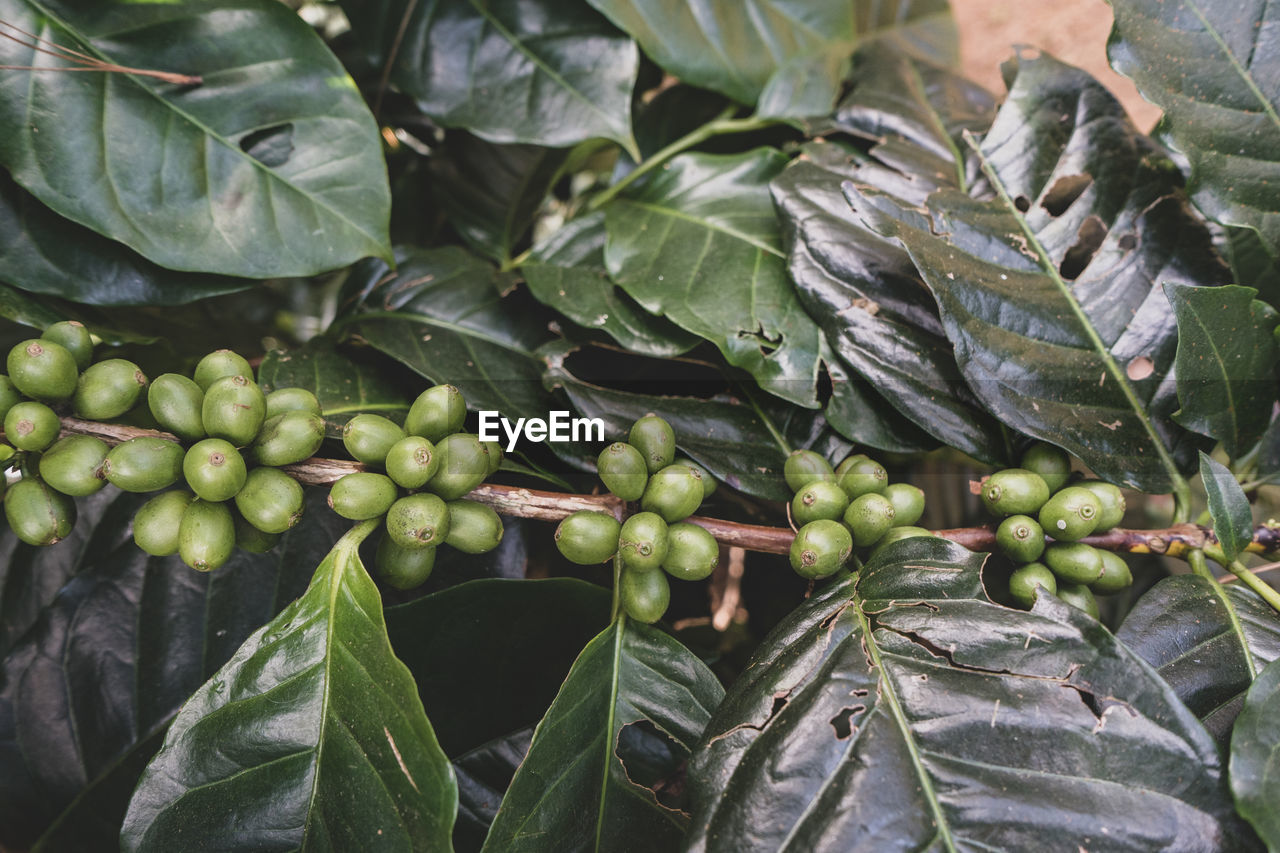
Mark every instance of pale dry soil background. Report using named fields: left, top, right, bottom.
left=953, top=0, right=1162, bottom=131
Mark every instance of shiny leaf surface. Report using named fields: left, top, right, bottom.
left=1201, top=452, right=1255, bottom=562
left=0, top=0, right=391, bottom=277
left=454, top=728, right=534, bottom=853
left=1231, top=657, right=1280, bottom=849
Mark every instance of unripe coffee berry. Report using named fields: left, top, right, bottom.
left=250, top=411, right=325, bottom=467
left=386, top=493, right=451, bottom=549
left=5, top=401, right=60, bottom=451
left=621, top=566, right=670, bottom=624
left=73, top=358, right=147, bottom=420
left=375, top=537, right=437, bottom=590
left=1020, top=442, right=1072, bottom=492
left=1091, top=550, right=1133, bottom=594
left=1044, top=542, right=1103, bottom=584
left=790, top=519, right=853, bottom=579
left=662, top=522, right=719, bottom=581
left=343, top=413, right=405, bottom=467
left=1056, top=582, right=1100, bottom=619
left=981, top=468, right=1050, bottom=517
left=105, top=437, right=185, bottom=492
left=265, top=387, right=322, bottom=419
left=405, top=384, right=466, bottom=442
left=843, top=492, right=896, bottom=547
left=328, top=473, right=398, bottom=521
left=996, top=515, right=1045, bottom=563
left=629, top=415, right=676, bottom=474
left=619, top=511, right=670, bottom=572
left=1077, top=480, right=1125, bottom=532
left=641, top=464, right=703, bottom=523
left=1008, top=562, right=1057, bottom=609
left=193, top=349, right=253, bottom=391
left=41, top=321, right=93, bottom=370
left=883, top=483, right=926, bottom=527
left=183, top=438, right=247, bottom=502
left=39, top=435, right=109, bottom=497
left=8, top=339, right=78, bottom=402
left=202, top=375, right=266, bottom=446
left=784, top=449, right=835, bottom=492
left=555, top=510, right=621, bottom=565
left=597, top=442, right=648, bottom=501
left=444, top=500, right=504, bottom=554
left=792, top=480, right=850, bottom=526
left=178, top=499, right=236, bottom=572
left=235, top=467, right=304, bottom=534
left=148, top=373, right=206, bottom=442
left=386, top=436, right=439, bottom=489
left=5, top=478, right=76, bottom=546
left=838, top=457, right=888, bottom=499
left=1038, top=486, right=1102, bottom=541
left=427, top=433, right=490, bottom=500
left=133, top=490, right=195, bottom=556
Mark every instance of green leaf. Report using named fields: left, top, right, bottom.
left=1201, top=451, right=1255, bottom=562
left=1219, top=225, right=1280, bottom=311
left=0, top=488, right=347, bottom=851
left=342, top=246, right=559, bottom=419
left=122, top=521, right=457, bottom=851
left=482, top=619, right=723, bottom=853
left=687, top=537, right=1252, bottom=851
left=604, top=148, right=823, bottom=408
left=522, top=212, right=700, bottom=358
left=0, top=173, right=251, bottom=306
left=0, top=0, right=391, bottom=277
left=454, top=728, right=534, bottom=853
left=1108, top=0, right=1280, bottom=256
left=1231, top=657, right=1280, bottom=848
left=1167, top=282, right=1280, bottom=458
left=853, top=53, right=1228, bottom=492
left=1118, top=575, right=1280, bottom=743
left=343, top=0, right=638, bottom=155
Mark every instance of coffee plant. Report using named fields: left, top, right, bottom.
left=3, top=0, right=1280, bottom=850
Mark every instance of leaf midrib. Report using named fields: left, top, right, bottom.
left=1179, top=298, right=1241, bottom=446
left=593, top=619, right=625, bottom=851
left=615, top=197, right=786, bottom=258
left=1181, top=0, right=1280, bottom=136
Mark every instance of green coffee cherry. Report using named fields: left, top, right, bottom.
left=619, top=511, right=669, bottom=572
left=8, top=339, right=78, bottom=402
left=178, top=500, right=236, bottom=572
left=148, top=373, right=206, bottom=442
left=235, top=467, right=304, bottom=534
left=640, top=464, right=703, bottom=523
left=784, top=450, right=835, bottom=492
left=996, top=515, right=1045, bottom=563
left=621, top=566, right=670, bottom=624
left=265, top=387, right=322, bottom=419
left=375, top=537, right=436, bottom=590
left=41, top=321, right=93, bottom=370
left=790, top=519, right=853, bottom=579
left=427, top=433, right=491, bottom=500
left=386, top=436, right=439, bottom=489
left=483, top=440, right=503, bottom=476
left=5, top=478, right=76, bottom=546
left=597, top=442, right=648, bottom=501
left=73, top=358, right=146, bottom=420
left=1077, top=481, right=1125, bottom=531
left=5, top=401, right=60, bottom=451
left=444, top=500, right=505, bottom=554
left=328, top=473, right=399, bottom=521
left=342, top=413, right=405, bottom=467
left=386, top=493, right=451, bottom=549
left=791, top=480, right=850, bottom=526
left=629, top=415, right=676, bottom=474
left=1020, top=442, right=1072, bottom=492
left=1037, top=486, right=1102, bottom=541
left=182, top=438, right=247, bottom=502
left=405, top=384, right=466, bottom=442
left=883, top=483, right=925, bottom=527
left=838, top=457, right=888, bottom=499
left=133, top=490, right=194, bottom=556
left=234, top=513, right=280, bottom=554
left=1008, top=562, right=1057, bottom=609
left=1044, top=542, right=1103, bottom=584
left=835, top=453, right=869, bottom=479
left=0, top=376, right=22, bottom=423
left=1056, top=582, right=1100, bottom=619
left=981, top=468, right=1050, bottom=517
left=869, top=526, right=935, bottom=560
left=662, top=522, right=719, bottom=581
left=1091, top=550, right=1133, bottom=594
left=193, top=349, right=253, bottom=391
left=250, top=411, right=326, bottom=467
left=678, top=459, right=717, bottom=498
left=202, top=375, right=266, bottom=447
left=554, top=510, right=621, bottom=565
left=105, top=437, right=185, bottom=492
left=39, top=435, right=108, bottom=497
left=843, top=492, right=896, bottom=547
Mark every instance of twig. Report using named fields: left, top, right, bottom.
left=0, top=18, right=201, bottom=85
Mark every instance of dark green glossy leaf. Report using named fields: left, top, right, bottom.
left=386, top=578, right=612, bottom=756
left=522, top=211, right=700, bottom=357
left=344, top=0, right=638, bottom=155
left=429, top=135, right=568, bottom=265
left=1109, top=0, right=1280, bottom=256
left=854, top=53, right=1228, bottom=491
left=0, top=488, right=344, bottom=851
left=687, top=537, right=1252, bottom=851
left=1117, top=575, right=1280, bottom=743
left=482, top=619, right=723, bottom=853
left=819, top=353, right=938, bottom=456
left=1201, top=452, right=1255, bottom=561
left=0, top=0, right=391, bottom=277
left=604, top=148, right=822, bottom=407
left=454, top=728, right=534, bottom=853
left=1168, top=283, right=1279, bottom=457
left=1231, top=658, right=1280, bottom=848
left=122, top=520, right=456, bottom=851
left=0, top=173, right=251, bottom=306
left=342, top=246, right=559, bottom=418
left=1219, top=225, right=1280, bottom=311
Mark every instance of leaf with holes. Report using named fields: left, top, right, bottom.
left=604, top=148, right=823, bottom=408
left=121, top=520, right=456, bottom=851
left=0, top=0, right=390, bottom=277
left=1231, top=657, right=1280, bottom=848
left=342, top=0, right=638, bottom=156
left=1118, top=575, right=1280, bottom=744
left=1109, top=0, right=1280, bottom=256
left=1167, top=282, right=1279, bottom=458
left=686, top=537, right=1254, bottom=851
left=852, top=53, right=1229, bottom=492
left=481, top=619, right=723, bottom=853
left=1201, top=452, right=1255, bottom=562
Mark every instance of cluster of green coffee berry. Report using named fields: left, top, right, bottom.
left=326, top=384, right=505, bottom=591
left=985, top=443, right=1131, bottom=617
left=553, top=415, right=718, bottom=624
left=782, top=449, right=928, bottom=579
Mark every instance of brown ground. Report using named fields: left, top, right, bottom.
left=953, top=0, right=1162, bottom=132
